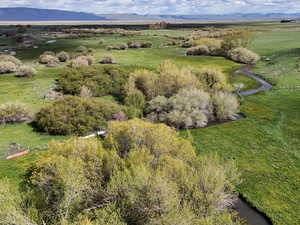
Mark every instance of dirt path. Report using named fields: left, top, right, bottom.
left=236, top=67, right=273, bottom=96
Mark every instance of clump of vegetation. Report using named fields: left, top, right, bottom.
left=119, top=43, right=128, bottom=50
left=213, top=91, right=240, bottom=120
left=228, top=47, right=260, bottom=64
left=0, top=102, right=32, bottom=125
left=100, top=55, right=115, bottom=64
left=128, top=42, right=141, bottom=48
left=128, top=60, right=201, bottom=100
left=147, top=88, right=212, bottom=129
left=0, top=55, right=22, bottom=67
left=127, top=41, right=152, bottom=49
left=39, top=54, right=59, bottom=67
left=57, top=66, right=129, bottom=98
left=0, top=61, right=17, bottom=74
left=57, top=51, right=70, bottom=62
left=195, top=67, right=232, bottom=91
left=16, top=65, right=37, bottom=78
left=68, top=55, right=94, bottom=68
left=34, top=96, right=125, bottom=135
left=12, top=119, right=242, bottom=224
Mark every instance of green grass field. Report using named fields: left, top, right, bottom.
left=185, top=29, right=300, bottom=225
left=0, top=24, right=299, bottom=225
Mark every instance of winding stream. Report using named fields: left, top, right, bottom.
left=233, top=67, right=273, bottom=225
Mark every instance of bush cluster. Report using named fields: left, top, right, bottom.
left=0, top=55, right=21, bottom=74
left=39, top=54, right=59, bottom=67
left=11, top=119, right=242, bottom=225
left=34, top=96, right=125, bottom=135
left=68, top=55, right=95, bottom=68
left=57, top=66, right=129, bottom=98
left=127, top=41, right=152, bottom=48
left=228, top=47, right=260, bottom=64
left=0, top=102, right=32, bottom=125
left=185, top=29, right=260, bottom=64
left=0, top=61, right=17, bottom=74
left=127, top=60, right=201, bottom=100
left=100, top=55, right=115, bottom=64
left=147, top=88, right=239, bottom=129
left=16, top=65, right=37, bottom=77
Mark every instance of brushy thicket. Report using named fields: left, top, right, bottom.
left=228, top=47, right=260, bottom=64
left=34, top=96, right=125, bottom=136
left=57, top=51, right=70, bottom=62
left=1, top=119, right=242, bottom=225
left=39, top=54, right=59, bottom=67
left=100, top=55, right=115, bottom=64
left=127, top=61, right=239, bottom=128
left=16, top=65, right=37, bottom=77
left=213, top=91, right=240, bottom=120
left=127, top=60, right=202, bottom=100
left=0, top=61, right=17, bottom=74
left=0, top=55, right=22, bottom=74
left=0, top=102, right=32, bottom=125
left=185, top=29, right=260, bottom=64
left=147, top=88, right=239, bottom=129
left=57, top=66, right=129, bottom=98
left=68, top=55, right=95, bottom=68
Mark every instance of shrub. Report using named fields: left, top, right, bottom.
left=76, top=46, right=88, bottom=53
left=119, top=43, right=128, bottom=50
left=128, top=61, right=201, bottom=100
left=213, top=91, right=239, bottom=120
left=34, top=96, right=124, bottom=135
left=57, top=66, right=129, bottom=98
left=39, top=54, right=59, bottom=65
left=186, top=45, right=210, bottom=56
left=0, top=102, right=32, bottom=125
left=0, top=61, right=17, bottom=74
left=195, top=67, right=232, bottom=91
left=125, top=90, right=146, bottom=111
left=16, top=65, right=37, bottom=77
left=100, top=55, right=115, bottom=64
left=0, top=55, right=22, bottom=67
left=84, top=55, right=95, bottom=65
left=228, top=47, right=260, bottom=64
left=128, top=42, right=141, bottom=48
left=147, top=88, right=212, bottom=129
left=68, top=57, right=89, bottom=68
left=57, top=51, right=70, bottom=62
left=140, top=41, right=152, bottom=48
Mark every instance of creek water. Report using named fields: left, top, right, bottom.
left=234, top=197, right=273, bottom=225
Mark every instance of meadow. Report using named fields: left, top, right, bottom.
left=0, top=22, right=299, bottom=225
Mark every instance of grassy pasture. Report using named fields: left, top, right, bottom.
left=185, top=29, right=300, bottom=225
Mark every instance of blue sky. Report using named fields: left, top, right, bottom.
left=1, top=0, right=300, bottom=14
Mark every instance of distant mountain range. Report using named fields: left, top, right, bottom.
left=0, top=7, right=299, bottom=21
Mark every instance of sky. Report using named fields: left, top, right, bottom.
left=0, top=0, right=300, bottom=15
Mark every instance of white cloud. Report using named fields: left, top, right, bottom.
left=0, top=0, right=300, bottom=14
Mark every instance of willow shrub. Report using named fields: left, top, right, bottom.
left=34, top=96, right=124, bottom=135
left=147, top=88, right=213, bottom=129
left=128, top=61, right=201, bottom=100
left=0, top=102, right=32, bottom=125
left=57, top=66, right=129, bottom=98
left=15, top=119, right=243, bottom=225
left=228, top=47, right=260, bottom=64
